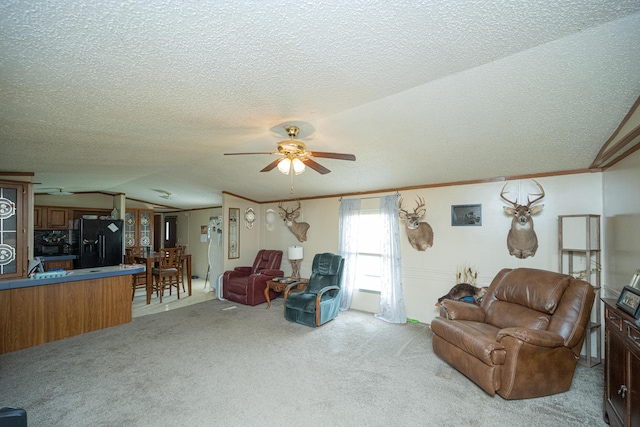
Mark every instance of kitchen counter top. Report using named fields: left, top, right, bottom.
left=1, top=264, right=140, bottom=354
left=0, top=265, right=145, bottom=291
left=36, top=254, right=77, bottom=261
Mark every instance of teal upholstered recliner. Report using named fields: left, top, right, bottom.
left=284, top=253, right=344, bottom=327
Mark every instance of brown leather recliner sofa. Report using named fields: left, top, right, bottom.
left=430, top=267, right=595, bottom=399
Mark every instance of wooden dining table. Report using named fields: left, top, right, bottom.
left=136, top=252, right=192, bottom=304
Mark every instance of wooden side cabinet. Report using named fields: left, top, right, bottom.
left=0, top=180, right=28, bottom=279
left=603, top=298, right=640, bottom=427
left=124, top=209, right=154, bottom=248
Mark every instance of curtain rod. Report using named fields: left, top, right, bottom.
left=339, top=191, right=399, bottom=202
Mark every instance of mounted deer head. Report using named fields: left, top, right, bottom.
left=500, top=179, right=545, bottom=259
left=398, top=196, right=434, bottom=251
left=278, top=200, right=310, bottom=242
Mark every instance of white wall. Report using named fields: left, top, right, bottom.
left=260, top=173, right=603, bottom=323
left=35, top=192, right=117, bottom=209
left=35, top=167, right=631, bottom=325
left=222, top=194, right=263, bottom=273
left=175, top=208, right=222, bottom=279
left=603, top=149, right=640, bottom=295
left=259, top=198, right=342, bottom=278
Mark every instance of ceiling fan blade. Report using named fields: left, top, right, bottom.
left=224, top=152, right=275, bottom=156
left=303, top=158, right=331, bottom=174
left=40, top=188, right=73, bottom=195
left=260, top=158, right=283, bottom=172
left=308, top=151, right=356, bottom=161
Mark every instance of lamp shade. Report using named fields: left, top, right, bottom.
left=288, top=245, right=303, bottom=260
left=291, top=158, right=305, bottom=174
left=265, top=210, right=276, bottom=224
left=278, top=158, right=291, bottom=174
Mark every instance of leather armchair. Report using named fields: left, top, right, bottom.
left=284, top=253, right=344, bottom=327
left=222, top=249, right=284, bottom=306
left=430, top=268, right=595, bottom=399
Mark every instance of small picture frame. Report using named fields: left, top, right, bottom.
left=451, top=204, right=482, bottom=226
left=628, top=268, right=640, bottom=290
left=616, top=286, right=640, bottom=318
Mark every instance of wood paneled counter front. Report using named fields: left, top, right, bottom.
left=0, top=265, right=145, bottom=355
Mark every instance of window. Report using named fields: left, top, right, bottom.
left=355, top=209, right=383, bottom=292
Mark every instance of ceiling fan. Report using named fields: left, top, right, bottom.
left=44, top=188, right=74, bottom=196
left=152, top=189, right=173, bottom=200
left=224, top=126, right=356, bottom=175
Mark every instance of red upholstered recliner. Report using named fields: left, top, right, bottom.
left=222, top=250, right=284, bottom=306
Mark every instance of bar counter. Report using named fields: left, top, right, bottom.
left=0, top=265, right=145, bottom=354
left=37, top=254, right=77, bottom=262
left=0, top=265, right=145, bottom=290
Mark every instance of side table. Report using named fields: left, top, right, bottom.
left=265, top=279, right=308, bottom=309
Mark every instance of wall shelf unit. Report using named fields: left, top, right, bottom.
left=558, top=214, right=601, bottom=367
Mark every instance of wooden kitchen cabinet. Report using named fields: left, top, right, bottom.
left=47, top=207, right=69, bottom=228
left=34, top=206, right=70, bottom=230
left=603, top=298, right=640, bottom=427
left=34, top=206, right=43, bottom=229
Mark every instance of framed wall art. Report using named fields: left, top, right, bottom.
left=228, top=208, right=239, bottom=259
left=451, top=204, right=482, bottom=226
left=616, top=286, right=640, bottom=318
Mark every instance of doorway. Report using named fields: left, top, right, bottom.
left=154, top=214, right=162, bottom=251
left=164, top=216, right=177, bottom=248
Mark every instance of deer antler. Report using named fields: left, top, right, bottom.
left=500, top=182, right=518, bottom=207
left=291, top=200, right=301, bottom=214
left=415, top=196, right=425, bottom=211
left=398, top=198, right=410, bottom=215
left=526, top=179, right=545, bottom=206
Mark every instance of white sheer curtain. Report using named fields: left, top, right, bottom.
left=375, top=194, right=407, bottom=323
left=338, top=197, right=361, bottom=311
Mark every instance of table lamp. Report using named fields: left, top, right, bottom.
left=288, top=246, right=303, bottom=279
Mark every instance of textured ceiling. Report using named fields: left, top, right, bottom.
left=1, top=1, right=640, bottom=209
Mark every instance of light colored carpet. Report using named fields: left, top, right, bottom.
left=0, top=297, right=606, bottom=426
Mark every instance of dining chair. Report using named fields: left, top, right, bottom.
left=125, top=246, right=148, bottom=300
left=152, top=247, right=183, bottom=303
left=175, top=245, right=187, bottom=292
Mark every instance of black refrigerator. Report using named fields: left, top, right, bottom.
left=74, top=219, right=124, bottom=268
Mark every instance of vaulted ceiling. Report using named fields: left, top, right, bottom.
left=1, top=1, right=639, bottom=209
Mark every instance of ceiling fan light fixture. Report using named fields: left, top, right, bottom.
left=292, top=158, right=305, bottom=175
left=277, top=157, right=306, bottom=175
left=278, top=158, right=291, bottom=174
left=223, top=122, right=355, bottom=182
